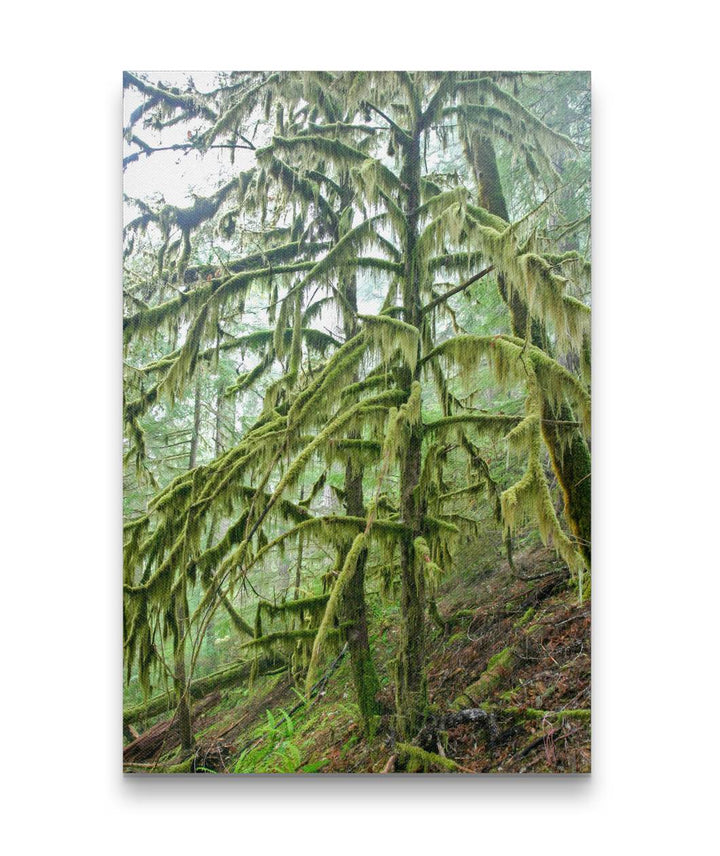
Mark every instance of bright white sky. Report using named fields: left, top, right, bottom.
left=122, top=72, right=387, bottom=314
left=123, top=72, right=256, bottom=211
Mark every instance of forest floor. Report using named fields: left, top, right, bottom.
left=123, top=544, right=590, bottom=774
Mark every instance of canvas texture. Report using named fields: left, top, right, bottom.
left=123, top=71, right=591, bottom=774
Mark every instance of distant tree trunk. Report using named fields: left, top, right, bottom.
left=294, top=488, right=304, bottom=600
left=174, top=377, right=202, bottom=753
left=277, top=562, right=291, bottom=599
left=464, top=129, right=510, bottom=221
left=467, top=133, right=591, bottom=566
left=206, top=385, right=226, bottom=548
left=214, top=384, right=227, bottom=458
left=189, top=380, right=202, bottom=467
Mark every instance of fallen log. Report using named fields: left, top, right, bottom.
left=123, top=653, right=285, bottom=726
left=499, top=706, right=590, bottom=722
left=395, top=742, right=462, bottom=773
left=450, top=615, right=551, bottom=710
left=123, top=691, right=222, bottom=764
left=428, top=599, right=477, bottom=634
left=450, top=644, right=519, bottom=710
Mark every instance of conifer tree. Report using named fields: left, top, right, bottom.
left=123, top=71, right=591, bottom=742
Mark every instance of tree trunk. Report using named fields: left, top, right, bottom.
left=189, top=379, right=201, bottom=468
left=342, top=460, right=381, bottom=729
left=293, top=487, right=305, bottom=600
left=468, top=134, right=591, bottom=566
left=173, top=594, right=194, bottom=752
left=174, top=378, right=203, bottom=752
left=540, top=400, right=591, bottom=562
left=214, top=384, right=225, bottom=458
left=339, top=272, right=380, bottom=729
left=395, top=121, right=427, bottom=738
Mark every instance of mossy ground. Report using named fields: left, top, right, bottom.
left=124, top=544, right=590, bottom=774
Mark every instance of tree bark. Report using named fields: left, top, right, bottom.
left=338, top=272, right=381, bottom=728
left=174, top=378, right=203, bottom=752
left=173, top=595, right=194, bottom=752
left=294, top=488, right=304, bottom=600
left=395, top=119, right=427, bottom=738
left=342, top=461, right=381, bottom=728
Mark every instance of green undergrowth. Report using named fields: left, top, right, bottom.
left=127, top=538, right=589, bottom=774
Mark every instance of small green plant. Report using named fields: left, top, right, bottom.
left=299, top=760, right=328, bottom=773
left=233, top=708, right=303, bottom=773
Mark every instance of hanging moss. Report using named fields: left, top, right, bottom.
left=413, top=536, right=444, bottom=597
left=340, top=374, right=391, bottom=401
left=422, top=334, right=590, bottom=436
left=270, top=134, right=404, bottom=199
left=305, top=532, right=366, bottom=693
left=124, top=260, right=316, bottom=347
left=242, top=627, right=338, bottom=653
left=287, top=332, right=366, bottom=427
left=359, top=314, right=420, bottom=375
left=258, top=593, right=330, bottom=621
left=265, top=388, right=408, bottom=513
left=424, top=413, right=521, bottom=438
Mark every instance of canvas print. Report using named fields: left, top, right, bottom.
left=123, top=71, right=591, bottom=774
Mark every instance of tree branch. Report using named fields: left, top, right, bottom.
left=124, top=138, right=253, bottom=169
left=422, top=266, right=494, bottom=315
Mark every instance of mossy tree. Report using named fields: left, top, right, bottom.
left=123, top=71, right=590, bottom=743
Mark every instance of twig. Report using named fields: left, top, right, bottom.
left=381, top=754, right=397, bottom=774
left=288, top=642, right=349, bottom=716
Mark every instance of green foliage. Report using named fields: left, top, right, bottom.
left=123, top=70, right=590, bottom=747
left=233, top=707, right=304, bottom=774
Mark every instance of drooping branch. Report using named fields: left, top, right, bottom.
left=123, top=71, right=218, bottom=121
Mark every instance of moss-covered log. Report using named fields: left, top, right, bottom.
left=123, top=654, right=284, bottom=726
left=506, top=706, right=590, bottom=721
left=395, top=742, right=461, bottom=773
left=428, top=599, right=476, bottom=633
left=451, top=645, right=517, bottom=709
left=450, top=615, right=547, bottom=710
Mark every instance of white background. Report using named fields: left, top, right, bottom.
left=3, top=3, right=717, bottom=853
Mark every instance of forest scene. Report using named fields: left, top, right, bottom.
left=122, top=70, right=591, bottom=774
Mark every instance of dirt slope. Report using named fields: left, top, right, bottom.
left=124, top=546, right=590, bottom=774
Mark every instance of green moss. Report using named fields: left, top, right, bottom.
left=514, top=607, right=535, bottom=628
left=451, top=646, right=516, bottom=709
left=487, top=646, right=514, bottom=671
left=305, top=532, right=367, bottom=693
left=164, top=755, right=195, bottom=774
left=396, top=742, right=461, bottom=773
left=506, top=707, right=591, bottom=722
